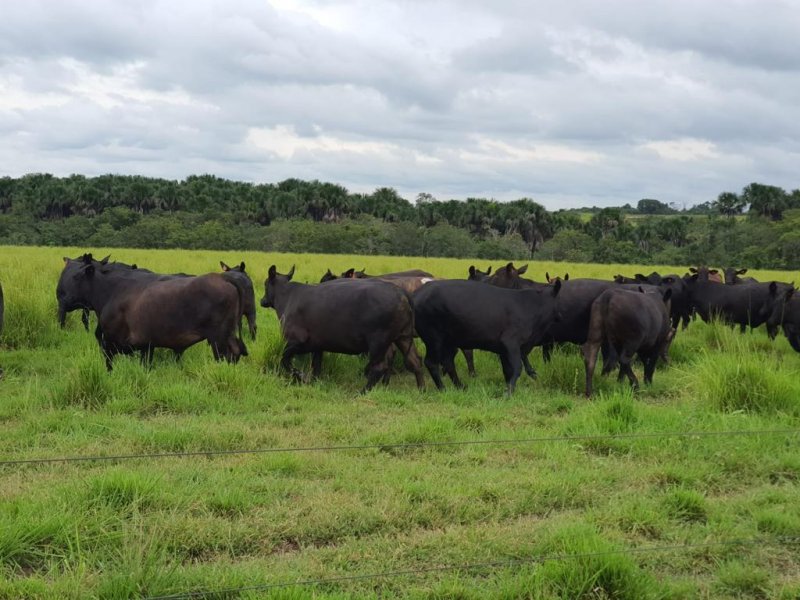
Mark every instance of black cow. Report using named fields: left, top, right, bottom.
left=614, top=272, right=692, bottom=331
left=61, top=255, right=246, bottom=369
left=261, top=266, right=424, bottom=391
left=723, top=268, right=758, bottom=285
left=582, top=288, right=674, bottom=397
left=686, top=276, right=795, bottom=337
left=57, top=255, right=115, bottom=330
left=768, top=295, right=800, bottom=352
left=221, top=261, right=257, bottom=340
left=687, top=266, right=722, bottom=283
left=337, top=268, right=434, bottom=280
left=414, top=279, right=561, bottom=395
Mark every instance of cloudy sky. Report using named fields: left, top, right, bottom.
left=2, top=0, right=799, bottom=208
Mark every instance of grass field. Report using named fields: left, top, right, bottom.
left=1, top=245, right=800, bottom=599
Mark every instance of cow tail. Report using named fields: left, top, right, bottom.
left=223, top=276, right=247, bottom=353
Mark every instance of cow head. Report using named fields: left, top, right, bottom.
left=546, top=272, right=569, bottom=284
left=688, top=266, right=721, bottom=283
left=56, top=254, right=107, bottom=326
left=221, top=261, right=246, bottom=273
left=490, top=263, right=529, bottom=289
left=261, top=265, right=295, bottom=308
left=468, top=265, right=492, bottom=282
left=723, top=267, right=749, bottom=284
left=320, top=269, right=338, bottom=283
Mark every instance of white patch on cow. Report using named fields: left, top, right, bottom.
left=420, top=278, right=434, bottom=284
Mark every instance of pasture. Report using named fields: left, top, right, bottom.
left=1, top=245, right=800, bottom=599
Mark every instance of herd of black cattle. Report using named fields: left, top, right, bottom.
left=0, top=255, right=797, bottom=396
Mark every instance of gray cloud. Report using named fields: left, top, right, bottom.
left=1, top=0, right=799, bottom=209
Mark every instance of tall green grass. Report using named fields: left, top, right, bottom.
left=1, top=245, right=799, bottom=598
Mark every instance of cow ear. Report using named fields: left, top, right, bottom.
left=690, top=274, right=698, bottom=282
left=546, top=271, right=551, bottom=282
left=486, top=266, right=492, bottom=275
left=239, top=262, right=246, bottom=272
left=517, top=264, right=528, bottom=275
left=564, top=273, right=569, bottom=281
left=663, top=288, right=673, bottom=302
left=268, top=265, right=277, bottom=280
left=220, top=261, right=230, bottom=271
left=469, top=266, right=476, bottom=276
left=99, top=255, right=110, bottom=265
left=769, top=281, right=777, bottom=295
left=63, top=257, right=70, bottom=265
left=737, top=268, right=747, bottom=275
left=344, top=268, right=355, bottom=278
left=287, top=265, right=295, bottom=281
left=635, top=274, right=647, bottom=281
left=505, top=262, right=514, bottom=273
left=552, top=279, right=562, bottom=296
left=689, top=267, right=697, bottom=273
left=131, top=264, right=138, bottom=269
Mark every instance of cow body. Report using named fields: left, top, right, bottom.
left=686, top=278, right=794, bottom=336
left=413, top=279, right=561, bottom=395
left=61, top=256, right=245, bottom=369
left=582, top=288, right=674, bottom=397
left=262, top=266, right=424, bottom=391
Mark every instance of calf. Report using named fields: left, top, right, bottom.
left=582, top=288, right=674, bottom=397
left=262, top=266, right=424, bottom=392
left=62, top=255, right=246, bottom=369
left=686, top=277, right=794, bottom=336
left=413, top=279, right=561, bottom=395
left=220, top=261, right=258, bottom=340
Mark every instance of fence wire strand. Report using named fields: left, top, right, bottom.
left=2, top=427, right=798, bottom=468
left=144, top=535, right=800, bottom=599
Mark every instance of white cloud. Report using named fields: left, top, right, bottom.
left=640, top=138, right=719, bottom=162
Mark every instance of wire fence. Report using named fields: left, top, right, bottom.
left=1, top=427, right=798, bottom=468
left=144, top=535, right=800, bottom=599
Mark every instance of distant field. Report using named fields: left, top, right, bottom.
left=1, top=245, right=800, bottom=599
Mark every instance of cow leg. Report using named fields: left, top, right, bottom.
left=521, top=343, right=537, bottom=379
left=441, top=345, right=465, bottom=390
left=422, top=339, right=446, bottom=391
left=462, top=349, right=476, bottom=377
left=739, top=322, right=746, bottom=334
left=280, top=342, right=305, bottom=382
left=619, top=351, right=639, bottom=389
left=396, top=337, right=425, bottom=390
left=601, top=342, right=619, bottom=376
left=247, top=316, right=257, bottom=341
left=81, top=308, right=90, bottom=331
left=642, top=353, right=658, bottom=385
left=94, top=325, right=115, bottom=371
left=363, top=345, right=391, bottom=393
left=581, top=341, right=600, bottom=398
left=311, top=351, right=323, bottom=380
left=500, top=344, right=523, bottom=396
left=788, top=333, right=800, bottom=353
left=542, top=342, right=553, bottom=363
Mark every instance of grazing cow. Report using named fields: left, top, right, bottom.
left=723, top=268, right=758, bottom=285
left=261, top=266, right=424, bottom=391
left=220, top=261, right=258, bottom=340
left=340, top=268, right=434, bottom=280
left=467, top=265, right=493, bottom=282
left=582, top=287, right=674, bottom=397
left=62, top=255, right=246, bottom=369
left=414, top=279, right=562, bottom=395
left=686, top=276, right=795, bottom=337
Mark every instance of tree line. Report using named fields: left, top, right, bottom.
left=1, top=174, right=799, bottom=268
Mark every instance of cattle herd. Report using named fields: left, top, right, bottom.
left=0, top=255, right=797, bottom=397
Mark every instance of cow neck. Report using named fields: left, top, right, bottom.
left=85, top=269, right=140, bottom=314
left=269, top=280, right=305, bottom=319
